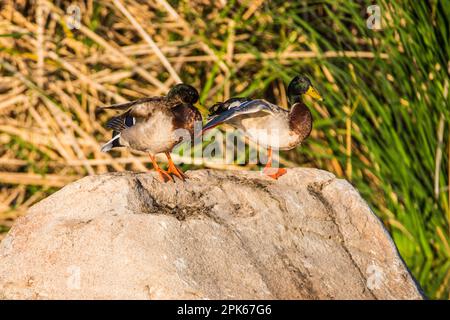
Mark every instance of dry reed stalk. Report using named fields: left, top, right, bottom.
left=435, top=113, right=445, bottom=199
left=0, top=95, right=27, bottom=113
left=46, top=51, right=127, bottom=103
left=224, top=19, right=235, bottom=101
left=112, top=0, right=182, bottom=83
left=154, top=0, right=229, bottom=73
left=166, top=50, right=389, bottom=63
left=42, top=0, right=169, bottom=93
left=0, top=172, right=81, bottom=187
left=36, top=0, right=46, bottom=88
left=242, top=0, right=265, bottom=20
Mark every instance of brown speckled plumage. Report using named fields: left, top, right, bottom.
left=99, top=83, right=201, bottom=182
left=171, top=103, right=202, bottom=136
left=100, top=84, right=201, bottom=155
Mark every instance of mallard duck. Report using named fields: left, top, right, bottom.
left=202, top=76, right=322, bottom=179
left=99, top=84, right=202, bottom=182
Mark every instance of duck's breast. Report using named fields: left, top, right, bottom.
left=235, top=113, right=301, bottom=150
left=120, top=110, right=178, bottom=154
left=171, top=103, right=202, bottom=135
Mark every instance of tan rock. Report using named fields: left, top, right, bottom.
left=0, top=168, right=424, bottom=299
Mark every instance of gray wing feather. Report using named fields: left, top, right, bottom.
left=203, top=99, right=276, bottom=132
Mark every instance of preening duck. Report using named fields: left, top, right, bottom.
left=99, top=84, right=202, bottom=182
left=202, top=75, right=323, bottom=179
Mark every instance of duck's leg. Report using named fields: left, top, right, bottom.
left=165, top=152, right=187, bottom=181
left=263, top=147, right=287, bottom=180
left=149, top=154, right=173, bottom=183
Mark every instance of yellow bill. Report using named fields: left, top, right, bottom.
left=305, top=86, right=323, bottom=101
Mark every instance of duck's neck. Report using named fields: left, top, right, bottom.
left=288, top=100, right=313, bottom=142
left=288, top=94, right=302, bottom=105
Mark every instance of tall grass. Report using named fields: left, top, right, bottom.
left=0, top=0, right=448, bottom=298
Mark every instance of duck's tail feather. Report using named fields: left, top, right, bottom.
left=101, top=132, right=122, bottom=152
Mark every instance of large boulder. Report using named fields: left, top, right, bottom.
left=0, top=168, right=423, bottom=299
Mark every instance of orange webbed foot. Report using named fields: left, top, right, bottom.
left=167, top=163, right=187, bottom=181
left=165, top=152, right=187, bottom=181
left=156, top=168, right=174, bottom=183
left=263, top=167, right=287, bottom=180
left=149, top=153, right=173, bottom=183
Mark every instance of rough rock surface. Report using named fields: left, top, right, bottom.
left=0, top=168, right=423, bottom=299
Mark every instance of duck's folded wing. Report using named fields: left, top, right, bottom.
left=203, top=99, right=275, bottom=133
left=105, top=110, right=135, bottom=132
left=101, top=110, right=135, bottom=152
left=103, top=96, right=171, bottom=132
left=98, top=96, right=168, bottom=118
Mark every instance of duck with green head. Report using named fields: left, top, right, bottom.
left=202, top=75, right=323, bottom=179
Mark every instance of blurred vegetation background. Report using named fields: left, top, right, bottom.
left=0, top=0, right=448, bottom=299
